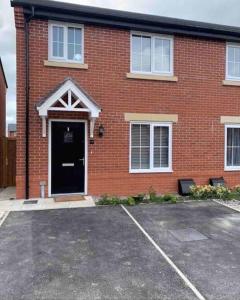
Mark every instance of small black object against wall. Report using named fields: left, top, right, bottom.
left=178, top=179, right=196, bottom=196
left=209, top=177, right=225, bottom=187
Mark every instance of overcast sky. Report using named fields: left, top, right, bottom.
left=1, top=0, right=240, bottom=126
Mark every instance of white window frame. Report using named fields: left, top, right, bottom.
left=224, top=124, right=240, bottom=171
left=226, top=43, right=240, bottom=81
left=129, top=122, right=173, bottom=173
left=48, top=21, right=84, bottom=63
left=130, top=31, right=174, bottom=76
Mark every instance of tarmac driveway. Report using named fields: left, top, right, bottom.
left=0, top=201, right=239, bottom=300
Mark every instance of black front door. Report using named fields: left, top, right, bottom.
left=51, top=121, right=85, bottom=195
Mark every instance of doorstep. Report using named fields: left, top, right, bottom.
left=0, top=196, right=95, bottom=212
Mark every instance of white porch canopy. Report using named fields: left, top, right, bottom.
left=36, top=78, right=101, bottom=138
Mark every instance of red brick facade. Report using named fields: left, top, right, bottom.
left=0, top=60, right=7, bottom=138
left=14, top=7, right=240, bottom=199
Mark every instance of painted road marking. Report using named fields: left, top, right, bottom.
left=121, top=205, right=206, bottom=300
left=0, top=211, right=10, bottom=227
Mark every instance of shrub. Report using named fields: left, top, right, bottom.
left=233, top=185, right=240, bottom=194
left=161, top=194, right=178, bottom=203
left=97, top=195, right=124, bottom=206
left=127, top=197, right=136, bottom=206
left=190, top=185, right=231, bottom=200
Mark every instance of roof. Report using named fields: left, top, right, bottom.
left=0, top=58, right=8, bottom=88
left=11, top=0, right=240, bottom=42
left=8, top=124, right=16, bottom=132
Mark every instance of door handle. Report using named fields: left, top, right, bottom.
left=78, top=158, right=85, bottom=166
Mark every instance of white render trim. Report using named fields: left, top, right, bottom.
left=48, top=119, right=88, bottom=197
left=225, top=42, right=240, bottom=81
left=224, top=124, right=240, bottom=171
left=42, top=117, right=47, bottom=137
left=48, top=21, right=84, bottom=64
left=130, top=31, right=174, bottom=76
left=129, top=121, right=173, bottom=174
left=37, top=79, right=101, bottom=118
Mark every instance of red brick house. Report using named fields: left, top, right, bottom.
left=12, top=0, right=240, bottom=199
left=0, top=58, right=7, bottom=138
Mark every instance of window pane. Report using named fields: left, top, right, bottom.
left=132, top=148, right=140, bottom=169
left=52, top=26, right=64, bottom=57
left=141, top=148, right=150, bottom=169
left=68, top=44, right=74, bottom=60
left=53, top=42, right=58, bottom=57
left=142, top=37, right=151, bottom=72
left=132, top=35, right=141, bottom=53
left=228, top=47, right=234, bottom=61
left=131, top=125, right=140, bottom=146
left=233, top=147, right=240, bottom=166
left=153, top=126, right=169, bottom=168
left=227, top=46, right=240, bottom=78
left=154, top=38, right=171, bottom=73
left=141, top=125, right=150, bottom=146
left=131, top=124, right=150, bottom=170
left=67, top=27, right=82, bottom=61
left=235, top=48, right=240, bottom=63
left=227, top=127, right=240, bottom=167
left=68, top=27, right=74, bottom=43
left=227, top=147, right=232, bottom=166
left=161, top=147, right=169, bottom=167
left=132, top=35, right=151, bottom=72
left=75, top=28, right=82, bottom=44
left=233, top=128, right=240, bottom=146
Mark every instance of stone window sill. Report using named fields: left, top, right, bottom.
left=44, top=60, right=88, bottom=69
left=126, top=73, right=178, bottom=82
left=222, top=80, right=240, bottom=87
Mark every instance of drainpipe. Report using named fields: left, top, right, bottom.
left=24, top=6, right=35, bottom=199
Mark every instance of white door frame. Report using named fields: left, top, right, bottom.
left=48, top=119, right=88, bottom=197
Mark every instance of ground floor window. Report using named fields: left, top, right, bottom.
left=130, top=122, right=172, bottom=173
left=225, top=125, right=240, bottom=170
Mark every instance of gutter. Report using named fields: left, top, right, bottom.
left=24, top=6, right=35, bottom=199
left=11, top=0, right=240, bottom=42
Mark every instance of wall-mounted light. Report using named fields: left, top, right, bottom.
left=98, top=124, right=105, bottom=137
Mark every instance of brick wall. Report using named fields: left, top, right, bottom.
left=15, top=7, right=240, bottom=199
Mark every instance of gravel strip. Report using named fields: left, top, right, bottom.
left=213, top=199, right=240, bottom=212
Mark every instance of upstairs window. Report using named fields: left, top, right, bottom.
left=226, top=43, right=240, bottom=80
left=225, top=125, right=240, bottom=170
left=49, top=22, right=84, bottom=63
left=131, top=33, right=173, bottom=75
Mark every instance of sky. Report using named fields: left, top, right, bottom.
left=1, top=0, right=240, bottom=126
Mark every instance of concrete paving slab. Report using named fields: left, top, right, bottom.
left=127, top=201, right=240, bottom=300
left=0, top=207, right=197, bottom=300
left=0, top=187, right=16, bottom=201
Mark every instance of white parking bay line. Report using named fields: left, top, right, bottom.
left=121, top=205, right=206, bottom=300
left=0, top=211, right=10, bottom=227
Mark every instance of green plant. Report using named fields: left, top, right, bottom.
left=233, top=185, right=240, bottom=194
left=97, top=195, right=123, bottom=206
left=190, top=185, right=231, bottom=200
left=148, top=187, right=158, bottom=201
left=126, top=197, right=136, bottom=206
left=132, top=194, right=145, bottom=204
left=161, top=194, right=177, bottom=203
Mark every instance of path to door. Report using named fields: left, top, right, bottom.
left=0, top=201, right=240, bottom=299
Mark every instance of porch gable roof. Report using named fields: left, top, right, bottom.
left=36, top=77, right=101, bottom=118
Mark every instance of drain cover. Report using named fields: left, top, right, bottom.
left=169, top=228, right=208, bottom=242
left=23, top=200, right=38, bottom=205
